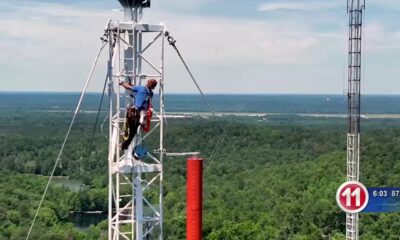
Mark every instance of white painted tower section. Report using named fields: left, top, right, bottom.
left=107, top=1, right=166, bottom=239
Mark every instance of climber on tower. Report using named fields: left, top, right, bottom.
left=119, top=78, right=158, bottom=150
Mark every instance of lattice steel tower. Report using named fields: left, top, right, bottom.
left=346, top=0, right=365, bottom=239
left=107, top=0, right=166, bottom=239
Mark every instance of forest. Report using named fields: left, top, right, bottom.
left=1, top=107, right=400, bottom=239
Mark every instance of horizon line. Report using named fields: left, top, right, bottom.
left=2, top=91, right=400, bottom=96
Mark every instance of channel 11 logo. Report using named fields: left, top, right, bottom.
left=336, top=181, right=369, bottom=213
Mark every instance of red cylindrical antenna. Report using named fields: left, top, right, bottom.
left=186, top=156, right=203, bottom=240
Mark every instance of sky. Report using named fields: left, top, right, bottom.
left=0, top=0, right=400, bottom=94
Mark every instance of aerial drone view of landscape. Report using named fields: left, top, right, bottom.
left=1, top=0, right=400, bottom=240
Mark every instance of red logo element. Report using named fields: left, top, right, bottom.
left=336, top=181, right=369, bottom=213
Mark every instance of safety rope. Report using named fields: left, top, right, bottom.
left=25, top=40, right=108, bottom=240
left=77, top=72, right=109, bottom=193
left=165, top=32, right=216, bottom=117
left=100, top=112, right=109, bottom=140
left=90, top=74, right=109, bottom=155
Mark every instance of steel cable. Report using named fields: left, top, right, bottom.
left=25, top=41, right=108, bottom=240
left=166, top=34, right=216, bottom=117
left=77, top=72, right=109, bottom=193
left=164, top=33, right=235, bottom=240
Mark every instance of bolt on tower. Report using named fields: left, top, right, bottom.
left=107, top=0, right=166, bottom=239
left=346, top=0, right=365, bottom=239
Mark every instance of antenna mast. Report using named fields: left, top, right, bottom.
left=346, top=0, right=365, bottom=239
left=107, top=0, right=166, bottom=239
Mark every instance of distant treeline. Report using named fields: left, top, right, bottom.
left=4, top=92, right=400, bottom=113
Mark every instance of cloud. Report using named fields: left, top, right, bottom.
left=0, top=1, right=117, bottom=92
left=0, top=0, right=347, bottom=94
left=2, top=0, right=400, bottom=94
left=367, top=0, right=400, bottom=9
left=157, top=0, right=218, bottom=9
left=258, top=1, right=342, bottom=12
left=363, top=21, right=400, bottom=51
left=259, top=2, right=308, bottom=12
left=0, top=2, right=117, bottom=58
left=157, top=14, right=322, bottom=65
left=0, top=1, right=334, bottom=66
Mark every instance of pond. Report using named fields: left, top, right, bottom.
left=52, top=176, right=82, bottom=192
left=70, top=211, right=108, bottom=229
left=52, top=176, right=108, bottom=229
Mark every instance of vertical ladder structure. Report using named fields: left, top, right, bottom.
left=107, top=0, right=166, bottom=239
left=346, top=1, right=365, bottom=240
